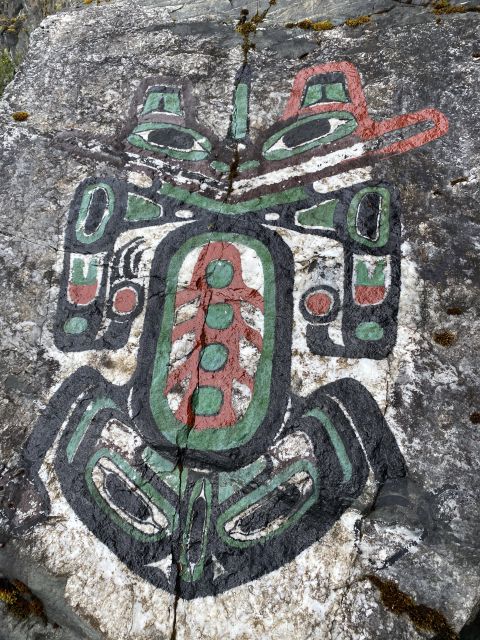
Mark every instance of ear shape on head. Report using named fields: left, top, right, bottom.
left=127, top=79, right=213, bottom=162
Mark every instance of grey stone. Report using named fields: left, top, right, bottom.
left=0, top=0, right=479, bottom=638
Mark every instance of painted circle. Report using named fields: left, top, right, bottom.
left=355, top=321, right=384, bottom=341
left=205, top=260, right=234, bottom=288
left=199, top=344, right=229, bottom=372
left=113, top=287, right=137, bottom=314
left=205, top=303, right=234, bottom=330
left=305, top=291, right=333, bottom=317
left=192, top=386, right=224, bottom=416
left=64, top=316, right=88, bottom=334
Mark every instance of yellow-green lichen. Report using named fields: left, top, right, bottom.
left=0, top=14, right=25, bottom=35
left=12, top=110, right=29, bottom=121
left=0, top=578, right=46, bottom=622
left=0, top=49, right=15, bottom=96
left=286, top=19, right=335, bottom=31
left=432, top=0, right=480, bottom=13
left=345, top=15, right=371, bottom=27
left=433, top=330, right=457, bottom=347
left=236, top=0, right=277, bottom=62
left=367, top=575, right=458, bottom=639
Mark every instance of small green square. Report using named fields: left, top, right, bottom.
left=303, top=84, right=324, bottom=107
left=192, top=386, right=224, bottom=416
left=324, top=82, right=348, bottom=102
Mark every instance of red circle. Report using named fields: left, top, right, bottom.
left=305, top=291, right=333, bottom=316
left=113, top=287, right=137, bottom=314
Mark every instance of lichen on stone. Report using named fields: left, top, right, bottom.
left=285, top=19, right=335, bottom=31
left=345, top=15, right=371, bottom=27
left=0, top=48, right=15, bottom=95
left=11, top=110, right=29, bottom=121
left=367, top=575, right=458, bottom=639
left=433, top=330, right=457, bottom=347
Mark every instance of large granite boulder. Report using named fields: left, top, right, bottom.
left=0, top=1, right=479, bottom=638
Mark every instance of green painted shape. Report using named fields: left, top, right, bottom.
left=231, top=82, right=249, bottom=140
left=76, top=183, right=115, bottom=244
left=210, top=161, right=230, bottom=173
left=297, top=199, right=337, bottom=228
left=325, top=82, right=348, bottom=102
left=218, top=457, right=266, bottom=503
left=199, top=344, right=228, bottom=372
left=263, top=111, right=357, bottom=161
left=85, top=448, right=177, bottom=542
left=206, top=260, right=234, bottom=288
left=150, top=232, right=276, bottom=452
left=217, top=460, right=318, bottom=548
left=355, top=259, right=386, bottom=286
left=305, top=408, right=352, bottom=482
left=192, top=386, right=224, bottom=416
left=66, top=397, right=118, bottom=463
left=125, top=194, right=162, bottom=221
left=303, top=84, right=323, bottom=107
left=128, top=123, right=212, bottom=161
left=205, top=303, right=234, bottom=329
left=304, top=83, right=348, bottom=107
left=64, top=316, right=88, bottom=335
left=71, top=256, right=97, bottom=285
left=347, top=186, right=391, bottom=248
left=355, top=321, right=384, bottom=342
left=180, top=478, right=212, bottom=582
left=238, top=160, right=260, bottom=173
left=143, top=90, right=181, bottom=115
left=142, top=446, right=180, bottom=494
left=158, top=182, right=308, bottom=216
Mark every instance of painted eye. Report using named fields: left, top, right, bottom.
left=128, top=123, right=212, bottom=161
left=76, top=182, right=115, bottom=244
left=263, top=111, right=357, bottom=161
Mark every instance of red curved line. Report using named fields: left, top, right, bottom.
left=281, top=61, right=368, bottom=122
left=371, top=108, right=449, bottom=156
left=280, top=61, right=448, bottom=158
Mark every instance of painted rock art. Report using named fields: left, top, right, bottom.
left=6, top=62, right=448, bottom=598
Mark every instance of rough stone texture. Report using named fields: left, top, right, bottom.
left=0, top=1, right=479, bottom=638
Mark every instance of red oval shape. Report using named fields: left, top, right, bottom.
left=113, top=287, right=137, bottom=314
left=68, top=283, right=98, bottom=305
left=305, top=291, right=333, bottom=316
left=354, top=285, right=386, bottom=306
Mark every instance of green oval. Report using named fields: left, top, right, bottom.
left=205, top=303, right=234, bottom=329
left=262, top=111, right=357, bottom=161
left=75, top=183, right=115, bottom=245
left=192, top=386, right=224, bottom=416
left=128, top=122, right=212, bottom=161
left=200, top=344, right=228, bottom=372
left=347, top=187, right=391, bottom=248
left=206, top=260, right=234, bottom=288
left=355, top=321, right=384, bottom=341
left=64, top=316, right=88, bottom=335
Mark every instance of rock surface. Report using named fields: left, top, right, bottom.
left=0, top=1, right=479, bottom=639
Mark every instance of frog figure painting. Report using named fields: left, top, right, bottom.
left=2, top=61, right=448, bottom=598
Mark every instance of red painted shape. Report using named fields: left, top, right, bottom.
left=305, top=291, right=333, bottom=316
left=113, top=287, right=137, bottom=314
left=281, top=61, right=448, bottom=158
left=355, top=285, right=386, bottom=306
left=68, top=282, right=98, bottom=305
left=165, top=242, right=264, bottom=430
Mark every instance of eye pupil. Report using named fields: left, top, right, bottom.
left=84, top=188, right=108, bottom=235
left=262, top=111, right=357, bottom=161
left=282, top=118, right=331, bottom=148
left=148, top=127, right=195, bottom=150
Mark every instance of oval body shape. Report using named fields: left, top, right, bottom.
left=149, top=232, right=278, bottom=452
